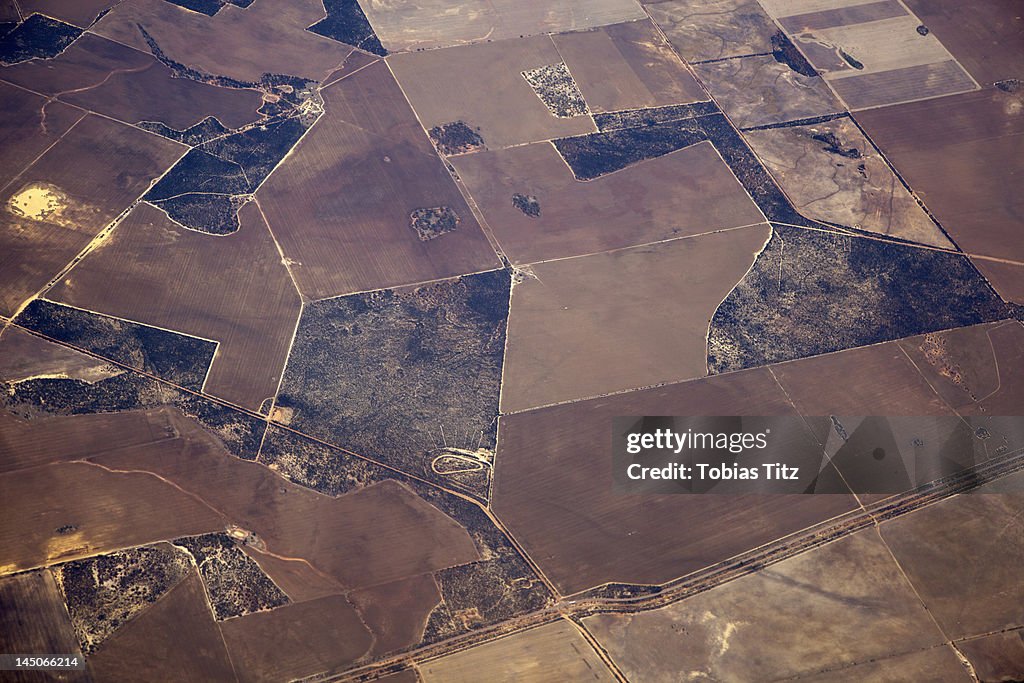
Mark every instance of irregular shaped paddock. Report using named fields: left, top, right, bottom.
left=707, top=224, right=1008, bottom=373
left=643, top=0, right=779, bottom=63
left=275, top=270, right=509, bottom=496
left=54, top=544, right=193, bottom=653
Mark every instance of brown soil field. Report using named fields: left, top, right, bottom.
left=0, top=82, right=85, bottom=190
left=742, top=118, right=951, bottom=246
left=974, top=259, right=1024, bottom=305
left=552, top=20, right=706, bottom=114
left=0, top=32, right=263, bottom=130
left=645, top=0, right=778, bottom=63
left=388, top=35, right=596, bottom=151
left=694, top=55, right=841, bottom=129
left=898, top=321, right=1023, bottom=415
left=360, top=0, right=645, bottom=52
left=902, top=0, right=1024, bottom=84
left=501, top=225, right=770, bottom=412
left=241, top=546, right=344, bottom=603
left=0, top=408, right=175, bottom=474
left=349, top=573, right=441, bottom=657
left=0, top=114, right=185, bottom=317
left=18, top=0, right=117, bottom=27
left=855, top=88, right=1024, bottom=283
left=48, top=202, right=302, bottom=411
left=586, top=531, right=946, bottom=681
left=420, top=620, right=614, bottom=682
left=0, top=0, right=18, bottom=22
left=770, top=339, right=961, bottom=416
left=451, top=140, right=763, bottom=264
left=0, top=570, right=87, bottom=682
left=257, top=60, right=499, bottom=299
left=378, top=671, right=419, bottom=683
left=92, top=410, right=480, bottom=589
left=958, top=630, right=1024, bottom=683
left=0, top=325, right=122, bottom=387
left=220, top=594, right=373, bottom=683
left=827, top=60, right=976, bottom=111
left=0, top=458, right=222, bottom=575
left=787, top=646, right=971, bottom=682
left=87, top=571, right=236, bottom=682
left=92, top=0, right=355, bottom=83
left=879, top=470, right=1024, bottom=639
left=492, top=368, right=857, bottom=593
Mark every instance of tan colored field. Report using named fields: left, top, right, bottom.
left=92, top=0, right=353, bottom=82
left=0, top=114, right=185, bottom=317
left=220, top=594, right=373, bottom=683
left=349, top=573, right=442, bottom=657
left=501, top=225, right=770, bottom=412
left=389, top=35, right=596, bottom=151
left=0, top=458, right=223, bottom=575
left=787, top=646, right=971, bottom=682
left=360, top=0, right=645, bottom=52
left=586, top=531, right=947, bottom=681
left=0, top=325, right=122, bottom=387
left=856, top=88, right=1024, bottom=299
left=552, top=20, right=706, bottom=113
left=48, top=202, right=302, bottom=410
left=493, top=367, right=857, bottom=593
left=420, top=620, right=615, bottom=682
left=743, top=118, right=951, bottom=246
left=0, top=570, right=87, bottom=682
left=451, top=140, right=764, bottom=264
left=645, top=0, right=778, bottom=63
left=879, top=470, right=1024, bottom=639
left=87, top=571, right=236, bottom=682
left=973, top=259, right=1024, bottom=305
left=0, top=82, right=85, bottom=189
left=257, top=60, right=499, bottom=299
left=0, top=32, right=263, bottom=131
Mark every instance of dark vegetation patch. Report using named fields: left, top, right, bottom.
left=521, top=63, right=588, bottom=118
left=553, top=118, right=707, bottom=180
left=840, top=49, right=865, bottom=70
left=409, top=206, right=460, bottom=241
left=137, top=27, right=321, bottom=233
left=593, top=101, right=719, bottom=132
left=995, top=79, right=1021, bottom=93
left=152, top=193, right=249, bottom=235
left=3, top=370, right=266, bottom=460
left=741, top=112, right=847, bottom=131
left=916, top=24, right=929, bottom=36
left=0, top=14, right=82, bottom=65
left=707, top=224, right=1010, bottom=373
left=811, top=131, right=862, bottom=158
left=275, top=270, right=510, bottom=496
left=308, top=0, right=387, bottom=56
left=138, top=116, right=231, bottom=145
left=512, top=193, right=540, bottom=218
left=573, top=583, right=662, bottom=601
left=771, top=31, right=817, bottom=77
left=161, top=0, right=254, bottom=16
left=55, top=545, right=192, bottom=653
left=258, top=425, right=391, bottom=497
left=16, top=300, right=215, bottom=391
left=429, top=121, right=484, bottom=155
left=173, top=533, right=289, bottom=620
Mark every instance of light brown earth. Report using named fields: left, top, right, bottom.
left=349, top=573, right=443, bottom=657
left=0, top=114, right=184, bottom=317
left=787, top=646, right=971, bottom=682
left=257, top=60, right=499, bottom=299
left=586, top=531, right=947, bottom=681
left=551, top=20, right=706, bottom=113
left=693, top=54, right=842, bottom=128
left=48, top=201, right=302, bottom=411
left=742, top=117, right=951, bottom=246
left=855, top=87, right=1024, bottom=301
left=87, top=571, right=236, bottom=683
left=450, top=140, right=764, bottom=264
left=493, top=367, right=857, bottom=593
left=92, top=0, right=354, bottom=83
left=358, top=0, right=646, bottom=52
left=0, top=325, right=122, bottom=388
left=388, top=35, right=596, bottom=151
left=420, top=620, right=615, bottom=682
left=643, top=0, right=778, bottom=62
left=0, top=570, right=88, bottom=683
left=501, top=225, right=770, bottom=412
left=220, top=594, right=374, bottom=683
